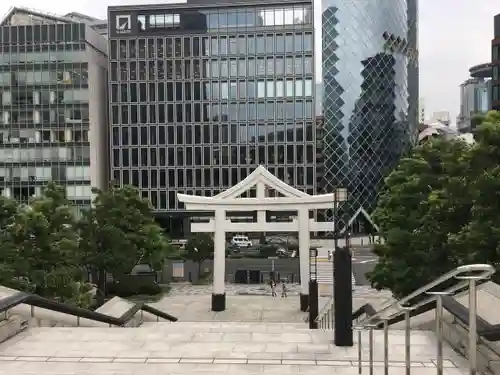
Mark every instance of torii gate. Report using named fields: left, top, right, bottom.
left=177, top=165, right=346, bottom=312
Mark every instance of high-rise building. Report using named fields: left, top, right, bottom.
left=457, top=63, right=492, bottom=133
left=492, top=13, right=500, bottom=111
left=0, top=7, right=108, bottom=215
left=319, top=0, right=419, bottom=231
left=108, top=0, right=316, bottom=235
left=430, top=111, right=451, bottom=127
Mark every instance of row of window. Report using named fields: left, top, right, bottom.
left=2, top=185, right=90, bottom=202
left=111, top=144, right=316, bottom=168
left=110, top=123, right=315, bottom=146
left=0, top=69, right=88, bottom=86
left=110, top=55, right=312, bottom=82
left=111, top=79, right=313, bottom=105
left=0, top=108, right=88, bottom=125
left=492, top=44, right=500, bottom=61
left=111, top=166, right=316, bottom=197
left=0, top=24, right=86, bottom=44
left=111, top=101, right=314, bottom=125
left=0, top=50, right=88, bottom=65
left=492, top=83, right=500, bottom=101
left=200, top=6, right=312, bottom=30
left=132, top=5, right=312, bottom=34
left=0, top=129, right=88, bottom=143
left=0, top=89, right=88, bottom=106
left=111, top=33, right=313, bottom=60
left=0, top=166, right=90, bottom=180
left=0, top=147, right=90, bottom=162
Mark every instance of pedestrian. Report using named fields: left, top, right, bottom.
left=281, top=280, right=287, bottom=298
left=270, top=279, right=277, bottom=297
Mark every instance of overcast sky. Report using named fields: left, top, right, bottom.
left=0, top=0, right=499, bottom=125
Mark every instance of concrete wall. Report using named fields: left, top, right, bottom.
left=0, top=315, right=26, bottom=344
left=162, top=258, right=300, bottom=283
left=86, top=25, right=109, bottom=193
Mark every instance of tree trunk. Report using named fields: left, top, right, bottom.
left=96, top=268, right=106, bottom=307
left=197, top=261, right=202, bottom=281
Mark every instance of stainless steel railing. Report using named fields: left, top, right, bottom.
left=357, top=264, right=495, bottom=375
left=316, top=297, right=334, bottom=329
left=318, top=264, right=495, bottom=375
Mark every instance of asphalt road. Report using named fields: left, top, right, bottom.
left=352, top=249, right=378, bottom=286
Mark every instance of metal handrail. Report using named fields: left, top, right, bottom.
left=356, top=264, right=495, bottom=327
left=355, top=264, right=495, bottom=375
left=316, top=297, right=333, bottom=327
left=0, top=291, right=178, bottom=326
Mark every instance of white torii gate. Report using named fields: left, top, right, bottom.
left=177, top=165, right=346, bottom=312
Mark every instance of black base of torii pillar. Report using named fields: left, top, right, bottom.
left=211, top=293, right=226, bottom=312
left=300, top=293, right=309, bottom=312
left=334, top=246, right=353, bottom=346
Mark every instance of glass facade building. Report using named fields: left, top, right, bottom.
left=108, top=0, right=316, bottom=233
left=0, top=8, right=108, bottom=214
left=319, top=0, right=419, bottom=229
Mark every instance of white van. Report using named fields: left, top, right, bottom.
left=230, top=235, right=252, bottom=248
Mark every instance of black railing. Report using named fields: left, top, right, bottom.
left=0, top=291, right=178, bottom=326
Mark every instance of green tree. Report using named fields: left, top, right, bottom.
left=79, top=185, right=172, bottom=301
left=367, top=138, right=473, bottom=298
left=0, top=183, right=87, bottom=304
left=184, top=233, right=214, bottom=277
left=449, top=111, right=500, bottom=270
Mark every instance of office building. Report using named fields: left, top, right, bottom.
left=492, top=13, right=500, bottom=111
left=430, top=111, right=451, bottom=127
left=108, top=0, right=316, bottom=234
left=319, top=0, right=418, bottom=230
left=0, top=7, right=108, bottom=214
left=457, top=63, right=491, bottom=133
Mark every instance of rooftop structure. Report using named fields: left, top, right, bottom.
left=457, top=63, right=492, bottom=133
left=0, top=7, right=108, bottom=37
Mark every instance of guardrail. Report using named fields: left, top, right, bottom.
left=316, top=264, right=495, bottom=375
left=0, top=291, right=178, bottom=327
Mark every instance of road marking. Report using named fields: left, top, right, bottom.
left=357, top=259, right=377, bottom=264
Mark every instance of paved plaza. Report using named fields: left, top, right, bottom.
left=146, top=286, right=393, bottom=323
left=0, top=322, right=468, bottom=375
left=167, top=283, right=390, bottom=298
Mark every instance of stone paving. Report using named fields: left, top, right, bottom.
left=0, top=322, right=469, bottom=375
left=150, top=286, right=393, bottom=323
left=167, top=283, right=391, bottom=298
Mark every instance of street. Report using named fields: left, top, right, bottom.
left=352, top=247, right=378, bottom=285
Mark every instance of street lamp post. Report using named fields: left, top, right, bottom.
left=333, top=188, right=353, bottom=347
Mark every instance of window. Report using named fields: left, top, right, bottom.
left=66, top=166, right=90, bottom=181
left=148, top=14, right=180, bottom=28
left=66, top=185, right=92, bottom=199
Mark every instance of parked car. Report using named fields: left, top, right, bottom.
left=230, top=235, right=253, bottom=248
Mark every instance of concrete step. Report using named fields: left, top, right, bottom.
left=0, top=325, right=469, bottom=375
left=140, top=321, right=309, bottom=331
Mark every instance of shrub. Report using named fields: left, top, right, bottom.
left=106, top=276, right=162, bottom=297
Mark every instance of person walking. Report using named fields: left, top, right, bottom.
left=270, top=279, right=277, bottom=297
left=281, top=280, right=288, bottom=298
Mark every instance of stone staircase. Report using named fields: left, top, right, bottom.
left=0, top=321, right=469, bottom=375
left=311, top=256, right=356, bottom=290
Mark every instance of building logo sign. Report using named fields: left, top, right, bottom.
left=116, top=15, right=131, bottom=34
